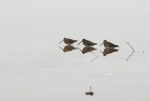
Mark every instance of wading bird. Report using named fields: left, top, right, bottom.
left=100, top=40, right=119, bottom=48
left=59, top=37, right=77, bottom=45
left=77, top=39, right=97, bottom=47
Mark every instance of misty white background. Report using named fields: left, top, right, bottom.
left=0, top=0, right=150, bottom=101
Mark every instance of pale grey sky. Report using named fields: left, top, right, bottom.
left=0, top=0, right=150, bottom=38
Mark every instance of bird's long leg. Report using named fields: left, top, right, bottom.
left=90, top=86, right=91, bottom=91
left=126, top=42, right=135, bottom=61
left=59, top=40, right=63, bottom=44
left=77, top=41, right=82, bottom=45
left=91, top=52, right=97, bottom=62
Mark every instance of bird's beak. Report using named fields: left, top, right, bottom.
left=77, top=41, right=82, bottom=45
left=100, top=43, right=103, bottom=46
left=59, top=40, right=63, bottom=44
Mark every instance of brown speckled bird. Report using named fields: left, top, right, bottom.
left=77, top=39, right=97, bottom=46
left=100, top=40, right=119, bottom=48
left=59, top=37, right=77, bottom=45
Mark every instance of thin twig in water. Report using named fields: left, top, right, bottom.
left=126, top=42, right=135, bottom=61
left=127, top=42, right=135, bottom=51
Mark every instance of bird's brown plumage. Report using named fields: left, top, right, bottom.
left=103, top=40, right=119, bottom=48
left=77, top=39, right=97, bottom=46
left=59, top=37, right=77, bottom=45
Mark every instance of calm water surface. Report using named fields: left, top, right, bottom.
left=0, top=33, right=150, bottom=101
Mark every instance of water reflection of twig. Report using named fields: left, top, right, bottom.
left=126, top=42, right=135, bottom=61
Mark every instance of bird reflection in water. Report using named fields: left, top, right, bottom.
left=59, top=45, right=77, bottom=52
left=100, top=48, right=119, bottom=56
left=78, top=47, right=97, bottom=62
left=85, top=86, right=94, bottom=96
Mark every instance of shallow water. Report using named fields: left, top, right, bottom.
left=0, top=33, right=150, bottom=101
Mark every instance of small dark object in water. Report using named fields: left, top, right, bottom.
left=85, top=86, right=94, bottom=96
left=85, top=92, right=94, bottom=96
